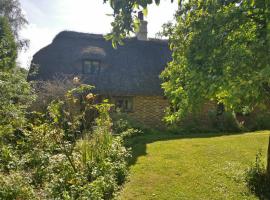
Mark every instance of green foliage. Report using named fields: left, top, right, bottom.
left=209, top=111, right=241, bottom=132
left=0, top=82, right=130, bottom=199
left=104, top=0, right=270, bottom=172
left=120, top=128, right=143, bottom=141
left=0, top=2, right=130, bottom=198
left=103, top=0, right=178, bottom=46
left=0, top=0, right=28, bottom=48
left=167, top=111, right=241, bottom=134
left=105, top=0, right=270, bottom=177
left=246, top=151, right=270, bottom=199
left=0, top=172, right=36, bottom=200
left=112, top=112, right=138, bottom=132
left=161, top=0, right=270, bottom=121
left=112, top=116, right=132, bottom=134
left=244, top=112, right=270, bottom=131
left=0, top=11, right=35, bottom=178
left=0, top=16, right=17, bottom=70
left=41, top=96, right=129, bottom=199
left=111, top=112, right=143, bottom=144
left=0, top=69, right=35, bottom=173
left=0, top=69, right=34, bottom=137
left=120, top=130, right=269, bottom=199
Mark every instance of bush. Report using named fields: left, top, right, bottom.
left=0, top=69, right=35, bottom=137
left=244, top=112, right=270, bottom=131
left=0, top=81, right=130, bottom=199
left=0, top=16, right=17, bottom=70
left=45, top=121, right=130, bottom=199
left=111, top=111, right=145, bottom=133
left=30, top=74, right=77, bottom=112
left=111, top=112, right=143, bottom=143
left=41, top=88, right=130, bottom=199
left=209, top=110, right=241, bottom=132
left=1, top=12, right=130, bottom=200
left=246, top=151, right=270, bottom=199
left=167, top=109, right=241, bottom=134
left=0, top=172, right=36, bottom=200
left=120, top=128, right=143, bottom=140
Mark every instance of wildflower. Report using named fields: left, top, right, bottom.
left=86, top=93, right=94, bottom=100
left=73, top=76, right=80, bottom=84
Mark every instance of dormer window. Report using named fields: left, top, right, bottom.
left=83, top=60, right=100, bottom=74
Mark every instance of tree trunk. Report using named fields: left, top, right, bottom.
left=267, top=135, right=270, bottom=176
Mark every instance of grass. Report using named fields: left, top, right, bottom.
left=119, top=131, right=269, bottom=200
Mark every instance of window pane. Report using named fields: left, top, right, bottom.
left=116, top=100, right=123, bottom=109
left=84, top=61, right=92, bottom=73
left=127, top=100, right=132, bottom=110
left=83, top=60, right=100, bottom=74
left=92, top=61, right=100, bottom=67
left=115, top=97, right=133, bottom=112
left=92, top=61, right=100, bottom=74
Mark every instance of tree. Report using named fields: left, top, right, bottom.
left=0, top=3, right=130, bottom=197
left=0, top=16, right=17, bottom=69
left=160, top=0, right=270, bottom=176
left=103, top=0, right=178, bottom=46
left=0, top=0, right=28, bottom=49
left=103, top=0, right=270, bottom=175
left=161, top=0, right=269, bottom=118
left=0, top=15, right=33, bottom=139
left=268, top=140, right=270, bottom=176
left=0, top=15, right=34, bottom=177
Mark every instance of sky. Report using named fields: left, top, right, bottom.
left=18, top=0, right=178, bottom=69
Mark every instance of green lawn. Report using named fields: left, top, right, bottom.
left=119, top=131, right=269, bottom=200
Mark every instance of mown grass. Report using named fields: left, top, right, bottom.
left=119, top=131, right=269, bottom=200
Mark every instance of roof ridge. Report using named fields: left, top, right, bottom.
left=53, top=30, right=168, bottom=44
left=53, top=31, right=104, bottom=42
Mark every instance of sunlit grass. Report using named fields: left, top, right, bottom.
left=119, top=131, right=269, bottom=200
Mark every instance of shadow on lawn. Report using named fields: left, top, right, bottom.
left=246, top=171, right=270, bottom=200
left=125, top=129, right=270, bottom=199
left=125, top=130, right=246, bottom=167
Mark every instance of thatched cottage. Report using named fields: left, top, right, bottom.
left=28, top=16, right=171, bottom=128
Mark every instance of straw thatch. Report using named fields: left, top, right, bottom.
left=28, top=31, right=171, bottom=96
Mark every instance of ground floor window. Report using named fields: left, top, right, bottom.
left=114, top=96, right=133, bottom=112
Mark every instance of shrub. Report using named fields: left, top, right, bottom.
left=30, top=74, right=78, bottom=112
left=40, top=88, right=130, bottom=199
left=244, top=112, right=270, bottom=131
left=120, top=128, right=143, bottom=140
left=0, top=69, right=35, bottom=137
left=0, top=79, right=130, bottom=199
left=1, top=10, right=130, bottom=200
left=0, top=171, right=36, bottom=200
left=167, top=109, right=241, bottom=134
left=111, top=111, right=147, bottom=132
left=43, top=102, right=130, bottom=199
left=246, top=151, right=270, bottom=199
left=0, top=16, right=17, bottom=70
left=208, top=110, right=241, bottom=132
left=111, top=112, right=143, bottom=145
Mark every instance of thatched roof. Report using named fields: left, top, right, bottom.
left=28, top=31, right=171, bottom=96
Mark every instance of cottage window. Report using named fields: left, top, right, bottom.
left=114, top=97, right=133, bottom=112
left=83, top=60, right=100, bottom=74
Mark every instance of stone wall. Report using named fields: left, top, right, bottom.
left=128, top=96, right=169, bottom=128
